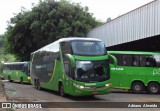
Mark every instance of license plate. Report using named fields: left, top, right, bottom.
left=92, top=92, right=98, bottom=95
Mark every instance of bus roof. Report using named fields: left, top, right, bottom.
left=31, top=37, right=103, bottom=54
left=58, top=37, right=102, bottom=42
left=3, top=62, right=29, bottom=65
left=108, top=51, right=160, bottom=55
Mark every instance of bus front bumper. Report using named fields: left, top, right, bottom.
left=73, top=83, right=111, bottom=96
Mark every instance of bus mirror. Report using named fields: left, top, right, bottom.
left=108, top=54, right=117, bottom=67
left=65, top=54, right=76, bottom=68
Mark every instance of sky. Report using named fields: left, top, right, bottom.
left=0, top=0, right=154, bottom=35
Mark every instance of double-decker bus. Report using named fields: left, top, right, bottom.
left=3, top=62, right=30, bottom=84
left=30, top=37, right=112, bottom=96
left=108, top=51, right=160, bottom=94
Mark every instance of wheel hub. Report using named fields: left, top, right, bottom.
left=135, top=85, right=140, bottom=91
left=151, top=86, right=158, bottom=92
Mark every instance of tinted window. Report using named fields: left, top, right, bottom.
left=132, top=55, right=139, bottom=66
left=71, top=41, right=106, bottom=56
left=31, top=42, right=60, bottom=82
left=3, top=64, right=26, bottom=70
left=123, top=55, right=132, bottom=66
left=140, top=55, right=160, bottom=67
left=61, top=42, right=72, bottom=54
left=111, top=54, right=160, bottom=67
left=110, top=54, right=123, bottom=66
left=60, top=42, right=73, bottom=78
left=75, top=60, right=110, bottom=82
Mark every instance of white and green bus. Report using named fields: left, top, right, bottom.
left=108, top=51, right=160, bottom=94
left=3, top=62, right=31, bottom=84
left=30, top=37, right=112, bottom=96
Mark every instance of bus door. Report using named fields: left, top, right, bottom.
left=61, top=42, right=74, bottom=94
left=23, top=64, right=29, bottom=76
left=110, top=54, right=131, bottom=88
left=119, top=55, right=132, bottom=88
left=110, top=68, right=121, bottom=87
left=63, top=61, right=74, bottom=92
left=109, top=54, right=120, bottom=87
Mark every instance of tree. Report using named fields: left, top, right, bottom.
left=4, top=0, right=103, bottom=61
left=0, top=34, right=16, bottom=62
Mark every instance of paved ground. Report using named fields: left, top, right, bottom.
left=0, top=85, right=6, bottom=102
left=1, top=80, right=160, bottom=111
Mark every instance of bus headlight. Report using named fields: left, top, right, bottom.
left=105, top=83, right=112, bottom=87
left=73, top=83, right=84, bottom=89
left=28, top=77, right=30, bottom=80
left=79, top=86, right=84, bottom=89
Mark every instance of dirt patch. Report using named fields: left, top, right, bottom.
left=6, top=96, right=45, bottom=102
left=5, top=89, right=16, bottom=95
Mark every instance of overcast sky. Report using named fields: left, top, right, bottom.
left=0, top=0, right=154, bottom=35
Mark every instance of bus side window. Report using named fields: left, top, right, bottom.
left=132, top=55, right=139, bottom=66
left=61, top=42, right=72, bottom=55
left=154, top=55, right=160, bottom=67
left=112, top=54, right=123, bottom=66
left=140, top=56, right=146, bottom=67
left=140, top=55, right=157, bottom=67
left=10, top=65, right=12, bottom=70
left=123, top=55, right=132, bottom=66
left=8, top=65, right=11, bottom=70
left=9, top=65, right=11, bottom=70
left=145, top=56, right=156, bottom=67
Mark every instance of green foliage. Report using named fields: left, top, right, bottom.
left=0, top=34, right=16, bottom=63
left=4, top=0, right=103, bottom=61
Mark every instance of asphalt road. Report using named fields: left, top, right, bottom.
left=2, top=80, right=160, bottom=111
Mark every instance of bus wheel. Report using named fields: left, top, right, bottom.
left=20, top=77, right=23, bottom=84
left=147, top=82, right=160, bottom=94
left=131, top=82, right=144, bottom=94
left=59, top=83, right=65, bottom=97
left=8, top=76, right=12, bottom=82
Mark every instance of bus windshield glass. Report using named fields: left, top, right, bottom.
left=75, top=60, right=109, bottom=82
left=71, top=41, right=106, bottom=56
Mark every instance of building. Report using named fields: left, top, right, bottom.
left=87, top=0, right=160, bottom=51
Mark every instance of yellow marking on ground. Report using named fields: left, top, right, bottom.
left=16, top=71, right=19, bottom=77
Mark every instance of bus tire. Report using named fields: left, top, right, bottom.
left=147, top=82, right=160, bottom=94
left=20, top=77, right=23, bottom=84
left=131, top=82, right=144, bottom=94
left=36, top=79, right=41, bottom=90
left=8, top=76, right=12, bottom=82
left=59, top=83, right=65, bottom=97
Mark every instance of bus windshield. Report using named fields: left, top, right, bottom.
left=71, top=41, right=106, bottom=56
left=75, top=60, right=109, bottom=82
